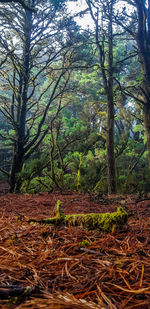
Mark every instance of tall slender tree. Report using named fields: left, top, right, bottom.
left=87, top=0, right=116, bottom=194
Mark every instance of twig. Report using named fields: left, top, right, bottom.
left=80, top=248, right=105, bottom=256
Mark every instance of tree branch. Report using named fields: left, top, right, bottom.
left=0, top=0, right=36, bottom=12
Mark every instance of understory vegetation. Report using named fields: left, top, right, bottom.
left=0, top=0, right=150, bottom=195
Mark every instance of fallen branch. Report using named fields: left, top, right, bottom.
left=0, top=285, right=35, bottom=299
left=28, top=201, right=128, bottom=233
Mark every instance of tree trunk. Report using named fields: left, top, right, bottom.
left=135, top=0, right=150, bottom=168
left=9, top=5, right=32, bottom=192
left=107, top=93, right=116, bottom=194
left=9, top=139, right=24, bottom=192
left=106, top=0, right=116, bottom=194
left=88, top=0, right=116, bottom=194
left=143, top=102, right=150, bottom=168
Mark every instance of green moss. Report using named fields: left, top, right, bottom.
left=41, top=205, right=128, bottom=233
left=9, top=297, right=18, bottom=305
left=55, top=200, right=65, bottom=220
left=42, top=217, right=63, bottom=225
left=64, top=207, right=128, bottom=232
left=29, top=221, right=35, bottom=225
left=78, top=239, right=91, bottom=247
left=42, top=200, right=65, bottom=225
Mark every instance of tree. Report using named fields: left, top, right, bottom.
left=115, top=0, right=150, bottom=168
left=0, top=0, right=79, bottom=192
left=0, top=0, right=35, bottom=71
left=0, top=0, right=35, bottom=10
left=86, top=0, right=116, bottom=194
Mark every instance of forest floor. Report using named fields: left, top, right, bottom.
left=0, top=187, right=150, bottom=308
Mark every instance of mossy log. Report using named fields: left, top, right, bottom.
left=29, top=201, right=128, bottom=233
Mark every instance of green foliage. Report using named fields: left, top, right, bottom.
left=94, top=177, right=108, bottom=194
left=19, top=156, right=49, bottom=193
left=0, top=2, right=150, bottom=194
left=21, top=175, right=52, bottom=194
left=50, top=0, right=65, bottom=8
left=18, top=121, right=150, bottom=194
left=116, top=135, right=150, bottom=193
left=62, top=150, right=102, bottom=192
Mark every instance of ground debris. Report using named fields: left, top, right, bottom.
left=0, top=192, right=149, bottom=308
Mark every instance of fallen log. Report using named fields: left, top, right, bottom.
left=29, top=200, right=128, bottom=233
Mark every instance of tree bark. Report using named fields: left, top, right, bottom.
left=87, top=0, right=116, bottom=194
left=143, top=102, right=150, bottom=167
left=106, top=0, right=116, bottom=194
left=135, top=0, right=150, bottom=168
left=9, top=139, right=24, bottom=192
left=9, top=3, right=33, bottom=192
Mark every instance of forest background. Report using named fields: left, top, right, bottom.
left=0, top=0, right=150, bottom=195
